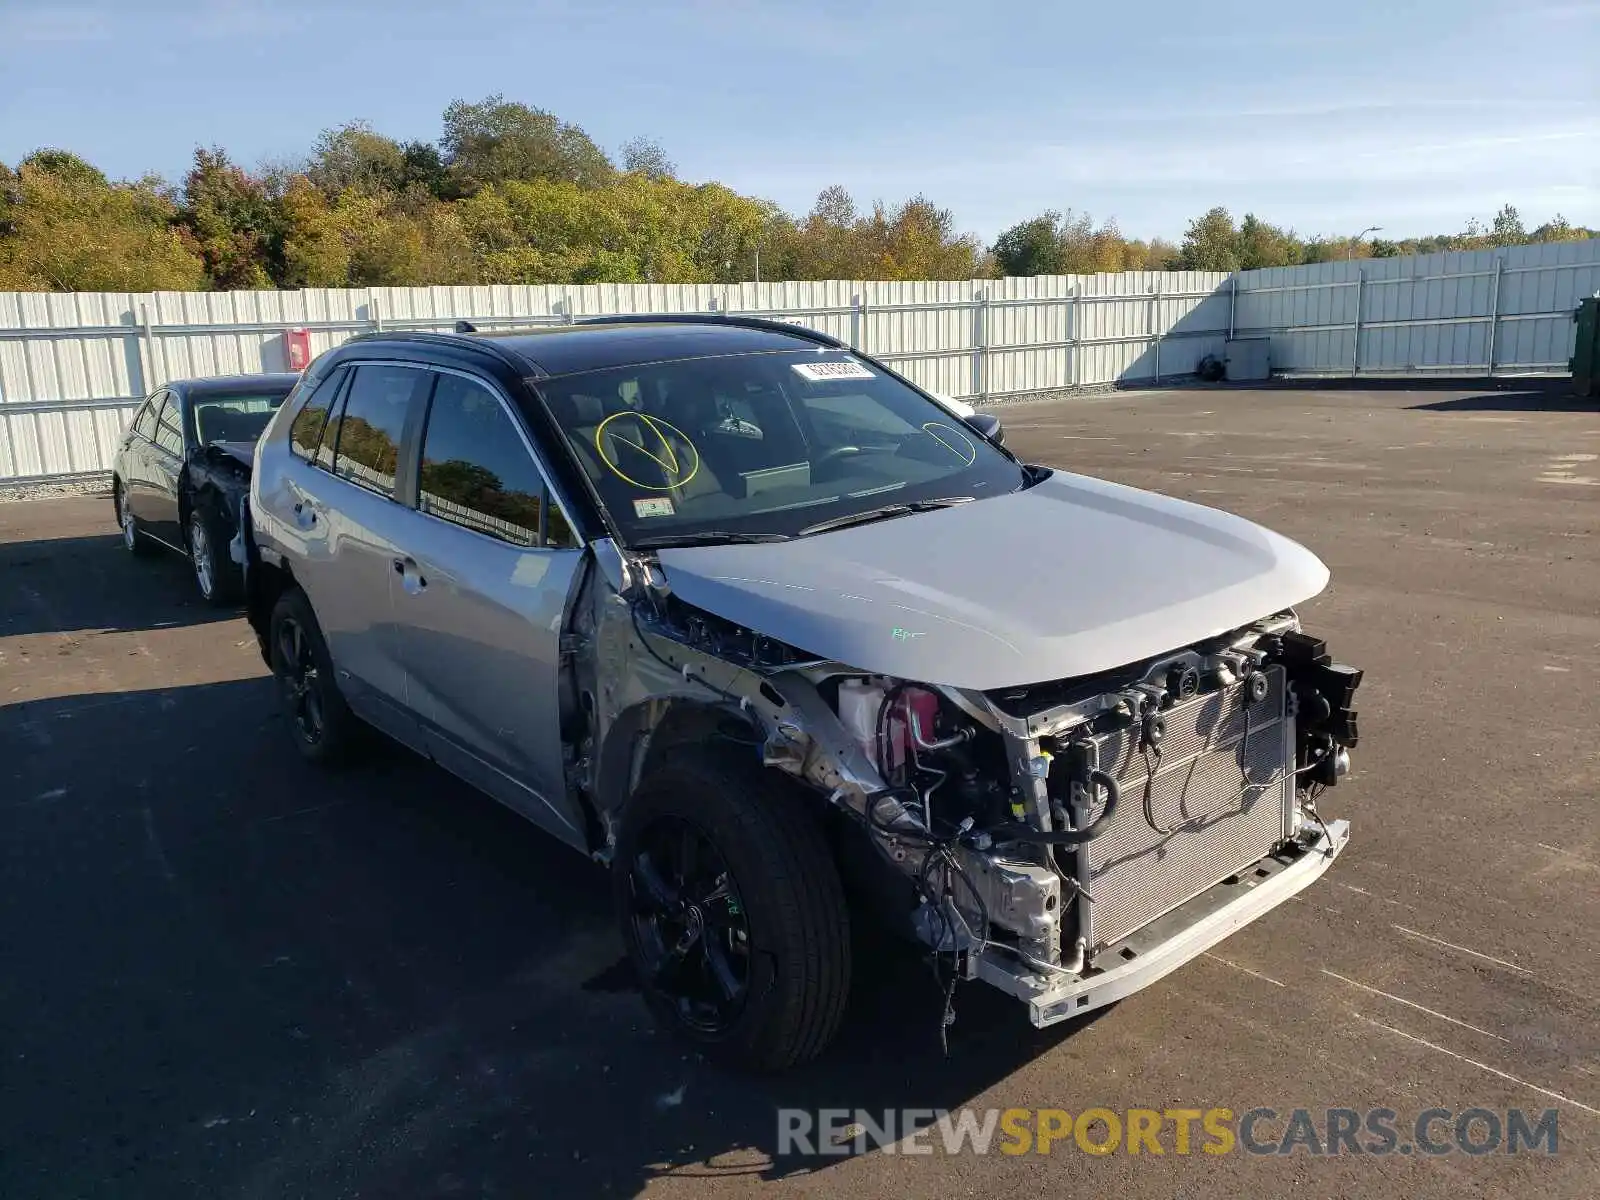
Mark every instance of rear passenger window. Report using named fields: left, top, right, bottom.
left=288, top=366, right=348, bottom=462
left=328, top=365, right=420, bottom=497
left=152, top=397, right=185, bottom=455
left=416, top=373, right=575, bottom=548
left=132, top=395, right=161, bottom=440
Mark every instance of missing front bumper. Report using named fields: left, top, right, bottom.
left=975, top=819, right=1350, bottom=1027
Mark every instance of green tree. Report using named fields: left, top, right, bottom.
left=620, top=137, right=676, bottom=181
left=19, top=149, right=108, bottom=189
left=0, top=158, right=206, bottom=291
left=306, top=121, right=406, bottom=196
left=1180, top=207, right=1240, bottom=271
left=1489, top=203, right=1525, bottom=246
left=441, top=95, right=614, bottom=194
left=399, top=141, right=449, bottom=197
left=992, top=212, right=1066, bottom=276
left=1236, top=214, right=1302, bottom=269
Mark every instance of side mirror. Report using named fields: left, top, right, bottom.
left=964, top=412, right=1005, bottom=447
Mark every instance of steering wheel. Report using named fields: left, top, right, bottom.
left=813, top=445, right=864, bottom=471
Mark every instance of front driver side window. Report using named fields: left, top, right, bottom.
left=416, top=373, right=575, bottom=549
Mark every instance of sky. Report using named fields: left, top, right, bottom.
left=1, top=0, right=1596, bottom=243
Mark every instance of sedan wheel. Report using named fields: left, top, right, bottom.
left=117, top=489, right=150, bottom=556
left=189, top=513, right=216, bottom=599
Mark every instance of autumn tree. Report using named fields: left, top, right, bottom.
left=178, top=148, right=283, bottom=288
left=0, top=156, right=206, bottom=291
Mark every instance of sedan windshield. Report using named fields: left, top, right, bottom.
left=537, top=351, right=1027, bottom=545
left=191, top=390, right=294, bottom=445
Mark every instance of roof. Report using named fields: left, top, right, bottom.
left=461, top=319, right=842, bottom=378
left=174, top=373, right=301, bottom=397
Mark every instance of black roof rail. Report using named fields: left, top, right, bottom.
left=340, top=328, right=541, bottom=375
left=573, top=312, right=848, bottom=350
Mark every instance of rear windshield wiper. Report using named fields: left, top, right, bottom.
left=629, top=530, right=793, bottom=549
left=798, top=496, right=974, bottom=538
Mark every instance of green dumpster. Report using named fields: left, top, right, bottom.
left=1574, top=296, right=1599, bottom=397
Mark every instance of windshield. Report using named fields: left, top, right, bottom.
left=536, top=351, right=1027, bottom=544
left=191, top=390, right=293, bottom=445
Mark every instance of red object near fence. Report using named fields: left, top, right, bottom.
left=284, top=328, right=312, bottom=371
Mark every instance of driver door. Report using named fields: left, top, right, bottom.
left=388, top=369, right=590, bottom=849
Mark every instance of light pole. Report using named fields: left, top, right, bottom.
left=1348, top=225, right=1382, bottom=260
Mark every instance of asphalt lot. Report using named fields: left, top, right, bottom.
left=3, top=381, right=1598, bottom=1198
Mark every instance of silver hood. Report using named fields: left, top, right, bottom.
left=656, top=470, right=1330, bottom=691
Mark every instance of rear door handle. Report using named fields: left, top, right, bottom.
left=392, top=556, right=427, bottom=593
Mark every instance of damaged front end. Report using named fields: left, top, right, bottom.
left=570, top=540, right=1358, bottom=1030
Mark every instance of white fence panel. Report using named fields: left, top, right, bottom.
left=2, top=241, right=1595, bottom=483
left=1232, top=239, right=1600, bottom=377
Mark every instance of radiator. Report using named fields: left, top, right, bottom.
left=1075, top=665, right=1294, bottom=952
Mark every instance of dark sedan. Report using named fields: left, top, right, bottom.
left=112, top=373, right=299, bottom=603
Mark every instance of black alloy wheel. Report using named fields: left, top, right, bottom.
left=274, top=612, right=326, bottom=749
left=627, top=816, right=751, bottom=1034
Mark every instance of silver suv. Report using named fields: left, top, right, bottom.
left=246, top=317, right=1360, bottom=1071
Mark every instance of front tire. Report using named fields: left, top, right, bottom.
left=269, top=587, right=358, bottom=766
left=187, top=503, right=242, bottom=605
left=614, top=751, right=851, bottom=1072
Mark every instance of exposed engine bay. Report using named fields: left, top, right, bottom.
left=567, top=538, right=1361, bottom=1034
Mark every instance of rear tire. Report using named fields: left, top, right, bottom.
left=115, top=483, right=154, bottom=557
left=613, top=750, right=851, bottom=1072
left=187, top=502, right=242, bottom=606
left=268, top=587, right=358, bottom=766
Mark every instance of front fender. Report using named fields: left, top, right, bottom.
left=592, top=695, right=749, bottom=824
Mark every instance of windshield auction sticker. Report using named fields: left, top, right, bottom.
left=792, top=361, right=875, bottom=382
left=633, top=497, right=675, bottom=518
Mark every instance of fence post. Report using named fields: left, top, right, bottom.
left=1146, top=285, right=1158, bottom=382
left=1153, top=282, right=1162, bottom=383
left=1227, top=275, right=1237, bottom=340
left=1067, top=286, right=1077, bottom=390
left=855, top=293, right=868, bottom=353
left=1350, top=268, right=1364, bottom=377
left=371, top=292, right=383, bottom=332
left=976, top=286, right=990, bottom=401
left=1485, top=255, right=1503, bottom=377
left=140, top=303, right=161, bottom=391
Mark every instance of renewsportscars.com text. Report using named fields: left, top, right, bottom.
left=777, top=1106, right=1561, bottom=1157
